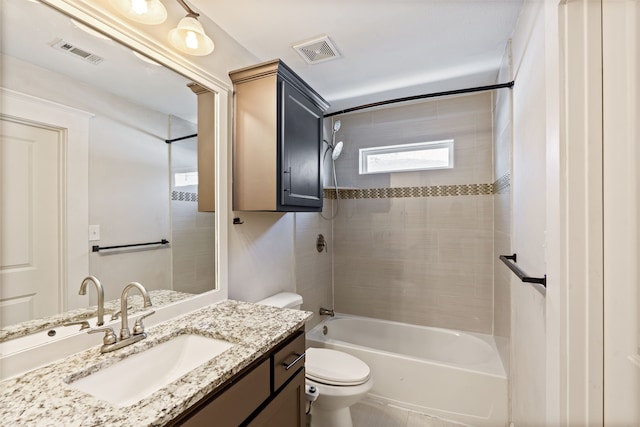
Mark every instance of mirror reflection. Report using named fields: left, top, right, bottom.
left=0, top=0, right=216, bottom=339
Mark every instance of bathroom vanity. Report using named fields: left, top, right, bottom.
left=0, top=300, right=311, bottom=426
left=173, top=328, right=306, bottom=426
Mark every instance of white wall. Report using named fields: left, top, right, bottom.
left=226, top=201, right=333, bottom=330
left=88, top=94, right=171, bottom=301
left=508, top=0, right=608, bottom=424
left=227, top=213, right=297, bottom=302
left=509, top=1, right=548, bottom=423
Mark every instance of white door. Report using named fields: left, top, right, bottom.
left=603, top=0, right=640, bottom=423
left=0, top=117, right=63, bottom=326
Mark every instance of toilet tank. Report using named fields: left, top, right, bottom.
left=257, top=292, right=303, bottom=309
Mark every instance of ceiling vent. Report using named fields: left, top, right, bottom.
left=293, top=35, right=340, bottom=65
left=51, top=39, right=104, bottom=65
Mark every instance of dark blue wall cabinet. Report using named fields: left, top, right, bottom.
left=230, top=59, right=329, bottom=212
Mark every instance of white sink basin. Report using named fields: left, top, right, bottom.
left=68, top=334, right=234, bottom=407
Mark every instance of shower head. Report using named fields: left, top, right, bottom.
left=333, top=120, right=341, bottom=133
left=332, top=141, right=344, bottom=160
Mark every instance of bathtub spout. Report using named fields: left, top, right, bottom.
left=319, top=307, right=335, bottom=317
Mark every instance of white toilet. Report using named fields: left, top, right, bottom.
left=257, top=292, right=373, bottom=427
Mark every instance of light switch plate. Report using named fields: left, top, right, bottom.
left=88, top=225, right=100, bottom=241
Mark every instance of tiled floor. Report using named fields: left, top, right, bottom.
left=351, top=398, right=467, bottom=427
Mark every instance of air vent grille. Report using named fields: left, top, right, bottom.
left=51, top=39, right=104, bottom=65
left=293, top=36, right=340, bottom=65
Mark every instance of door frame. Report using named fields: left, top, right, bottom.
left=602, top=0, right=640, bottom=422
left=547, top=0, right=604, bottom=424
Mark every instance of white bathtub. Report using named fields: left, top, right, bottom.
left=306, top=314, right=508, bottom=427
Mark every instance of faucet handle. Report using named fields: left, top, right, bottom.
left=132, top=310, right=156, bottom=336
left=63, top=320, right=91, bottom=330
left=88, top=326, right=117, bottom=345
left=110, top=306, right=132, bottom=321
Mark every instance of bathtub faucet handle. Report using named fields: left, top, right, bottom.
left=319, top=307, right=335, bottom=317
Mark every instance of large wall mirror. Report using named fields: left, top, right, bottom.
left=0, top=0, right=219, bottom=337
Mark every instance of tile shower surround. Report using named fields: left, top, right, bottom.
left=323, top=92, right=503, bottom=334
left=171, top=197, right=216, bottom=295
left=324, top=174, right=509, bottom=334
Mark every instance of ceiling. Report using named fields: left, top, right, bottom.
left=192, top=0, right=523, bottom=113
left=1, top=0, right=523, bottom=120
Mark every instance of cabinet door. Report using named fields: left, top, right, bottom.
left=280, top=80, right=323, bottom=211
left=177, top=360, right=271, bottom=427
left=246, top=368, right=306, bottom=427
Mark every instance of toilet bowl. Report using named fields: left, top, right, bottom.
left=305, top=347, right=373, bottom=427
left=257, top=292, right=373, bottom=427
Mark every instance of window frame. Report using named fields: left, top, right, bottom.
left=358, top=139, right=454, bottom=175
left=173, top=170, right=199, bottom=188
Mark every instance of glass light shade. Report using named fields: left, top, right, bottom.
left=168, top=16, right=214, bottom=56
left=109, top=0, right=167, bottom=25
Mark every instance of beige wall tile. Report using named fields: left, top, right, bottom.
left=294, top=208, right=333, bottom=330
left=330, top=93, right=493, bottom=189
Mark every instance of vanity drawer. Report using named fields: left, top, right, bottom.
left=272, top=331, right=305, bottom=391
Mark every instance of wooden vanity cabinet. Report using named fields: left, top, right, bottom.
left=229, top=59, right=329, bottom=212
left=172, top=328, right=306, bottom=427
left=247, top=368, right=305, bottom=427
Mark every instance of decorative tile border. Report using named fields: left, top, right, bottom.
left=324, top=184, right=492, bottom=200
left=323, top=174, right=511, bottom=200
left=171, top=175, right=511, bottom=202
left=172, top=191, right=198, bottom=202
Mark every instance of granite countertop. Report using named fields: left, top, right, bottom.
left=0, top=290, right=195, bottom=342
left=0, top=300, right=312, bottom=426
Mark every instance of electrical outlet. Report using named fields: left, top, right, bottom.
left=88, top=225, right=100, bottom=241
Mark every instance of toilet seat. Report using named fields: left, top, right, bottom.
left=305, top=347, right=370, bottom=386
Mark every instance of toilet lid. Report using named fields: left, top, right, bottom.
left=305, top=347, right=370, bottom=386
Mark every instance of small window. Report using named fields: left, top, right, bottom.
left=359, top=140, right=454, bottom=174
left=174, top=171, right=198, bottom=187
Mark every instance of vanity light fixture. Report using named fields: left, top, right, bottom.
left=110, top=0, right=214, bottom=56
left=168, top=0, right=214, bottom=56
left=109, top=0, right=168, bottom=25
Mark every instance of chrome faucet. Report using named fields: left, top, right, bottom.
left=63, top=320, right=90, bottom=330
left=79, top=276, right=105, bottom=326
left=109, top=305, right=132, bottom=321
left=87, top=282, right=154, bottom=353
left=319, top=307, right=335, bottom=317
